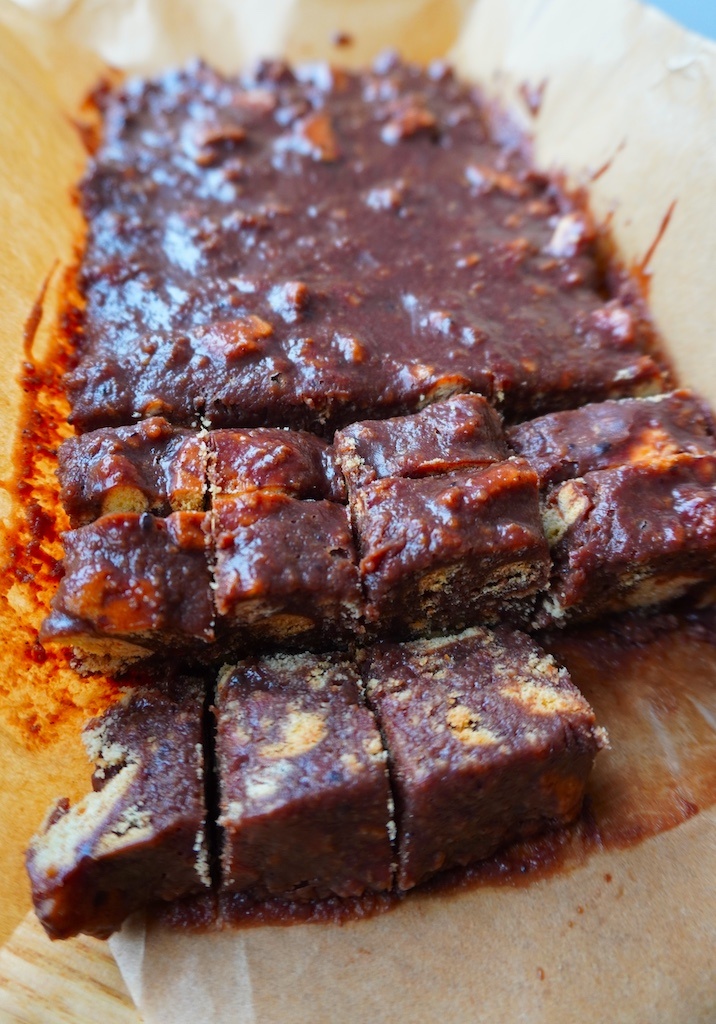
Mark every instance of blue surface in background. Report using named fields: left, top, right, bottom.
left=647, top=0, right=716, bottom=39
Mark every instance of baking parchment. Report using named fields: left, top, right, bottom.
left=0, top=0, right=715, bottom=1020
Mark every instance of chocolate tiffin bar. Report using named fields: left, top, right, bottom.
left=361, top=627, right=605, bottom=890
left=26, top=681, right=210, bottom=940
left=507, top=391, right=716, bottom=624
left=40, top=511, right=215, bottom=673
left=539, top=453, right=716, bottom=625
left=215, top=652, right=394, bottom=901
left=27, top=629, right=606, bottom=938
left=57, top=417, right=208, bottom=527
left=508, top=389, right=716, bottom=490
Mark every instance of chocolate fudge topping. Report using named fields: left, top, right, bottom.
left=26, top=681, right=210, bottom=940
left=66, top=57, right=666, bottom=433
left=509, top=389, right=716, bottom=490
left=58, top=416, right=207, bottom=525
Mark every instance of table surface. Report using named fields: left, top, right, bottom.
left=0, top=914, right=139, bottom=1024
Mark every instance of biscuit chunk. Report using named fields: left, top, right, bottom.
left=362, top=627, right=605, bottom=890
left=26, top=681, right=210, bottom=940
left=215, top=653, right=394, bottom=899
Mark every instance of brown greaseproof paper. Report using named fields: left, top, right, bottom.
left=0, top=0, right=715, bottom=1020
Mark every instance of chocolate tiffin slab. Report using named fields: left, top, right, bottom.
left=67, top=59, right=667, bottom=434
left=361, top=626, right=606, bottom=890
left=26, top=680, right=210, bottom=940
left=215, top=652, right=394, bottom=901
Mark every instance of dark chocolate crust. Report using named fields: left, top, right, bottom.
left=66, top=59, right=666, bottom=433
left=362, top=627, right=603, bottom=889
left=26, top=681, right=210, bottom=940
left=215, top=652, right=393, bottom=899
left=509, top=389, right=716, bottom=490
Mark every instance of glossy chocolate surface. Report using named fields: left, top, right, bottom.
left=509, top=389, right=716, bottom=490
left=66, top=58, right=666, bottom=433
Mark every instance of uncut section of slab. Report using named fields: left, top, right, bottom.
left=40, top=511, right=215, bottom=673
left=353, top=458, right=549, bottom=638
left=361, top=627, right=605, bottom=891
left=215, top=652, right=394, bottom=900
left=508, top=389, right=716, bottom=491
left=26, top=679, right=210, bottom=940
left=66, top=59, right=667, bottom=433
left=539, top=453, right=716, bottom=625
left=58, top=417, right=208, bottom=526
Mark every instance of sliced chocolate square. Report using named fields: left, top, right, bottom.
left=334, top=393, right=509, bottom=494
left=362, top=627, right=605, bottom=890
left=209, top=427, right=345, bottom=503
left=26, top=680, right=210, bottom=939
left=58, top=417, right=208, bottom=526
left=508, top=389, right=716, bottom=491
left=539, top=453, right=716, bottom=625
left=40, top=511, right=214, bottom=672
left=215, top=652, right=393, bottom=899
left=212, top=493, right=362, bottom=650
left=352, top=459, right=549, bottom=638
